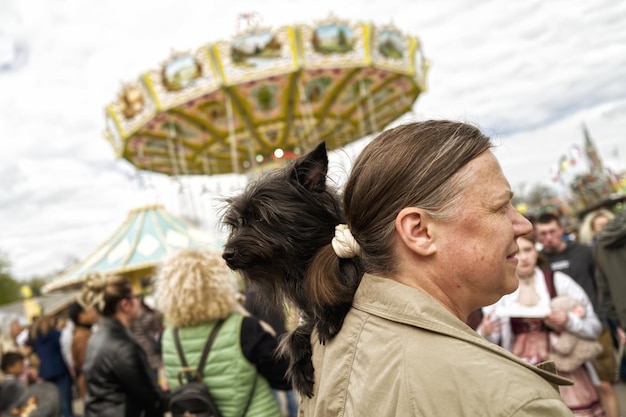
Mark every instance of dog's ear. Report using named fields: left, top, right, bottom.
left=291, top=141, right=328, bottom=191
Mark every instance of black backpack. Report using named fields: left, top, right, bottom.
left=169, top=320, right=224, bottom=417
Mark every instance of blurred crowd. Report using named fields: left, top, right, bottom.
left=0, top=123, right=625, bottom=416
left=1, top=209, right=625, bottom=417
left=0, top=249, right=298, bottom=417
left=474, top=209, right=626, bottom=417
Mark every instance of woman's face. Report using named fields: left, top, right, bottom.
left=121, top=291, right=142, bottom=323
left=515, top=236, right=538, bottom=278
left=433, top=152, right=532, bottom=307
left=592, top=215, right=609, bottom=234
left=80, top=306, right=99, bottom=325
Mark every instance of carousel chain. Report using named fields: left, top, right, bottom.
left=361, top=79, right=378, bottom=135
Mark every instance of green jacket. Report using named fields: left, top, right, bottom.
left=302, top=274, right=573, bottom=417
left=162, top=313, right=282, bottom=417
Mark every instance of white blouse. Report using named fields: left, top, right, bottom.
left=479, top=267, right=602, bottom=351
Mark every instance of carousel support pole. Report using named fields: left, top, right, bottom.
left=175, top=137, right=200, bottom=222
left=226, top=94, right=239, bottom=174
left=166, top=121, right=181, bottom=177
left=247, top=143, right=257, bottom=174
left=356, top=83, right=367, bottom=140
left=297, top=80, right=319, bottom=150
left=360, top=79, right=378, bottom=135
left=176, top=136, right=190, bottom=176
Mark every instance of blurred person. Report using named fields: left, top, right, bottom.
left=67, top=301, right=97, bottom=399
left=1, top=351, right=63, bottom=417
left=12, top=319, right=31, bottom=350
left=155, top=249, right=289, bottom=417
left=536, top=213, right=620, bottom=417
left=0, top=317, right=19, bottom=354
left=1, top=351, right=28, bottom=412
left=59, top=316, right=75, bottom=382
left=80, top=274, right=166, bottom=417
left=29, top=315, right=73, bottom=417
left=479, top=232, right=605, bottom=416
left=224, top=121, right=574, bottom=416
left=129, top=296, right=163, bottom=382
left=579, top=210, right=615, bottom=246
left=593, top=208, right=626, bottom=380
left=244, top=287, right=298, bottom=417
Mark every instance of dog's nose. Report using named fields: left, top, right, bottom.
left=222, top=247, right=235, bottom=262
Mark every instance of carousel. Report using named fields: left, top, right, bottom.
left=44, top=15, right=429, bottom=296
left=104, top=14, right=429, bottom=176
left=42, top=205, right=222, bottom=294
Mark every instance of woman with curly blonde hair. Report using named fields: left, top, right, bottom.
left=156, top=249, right=289, bottom=417
left=80, top=274, right=166, bottom=417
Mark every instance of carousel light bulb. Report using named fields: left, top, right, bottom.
left=274, top=148, right=284, bottom=159
left=256, top=154, right=264, bottom=163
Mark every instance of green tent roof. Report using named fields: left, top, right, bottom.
left=43, top=205, right=223, bottom=293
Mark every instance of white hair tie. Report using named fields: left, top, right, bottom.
left=332, top=224, right=361, bottom=258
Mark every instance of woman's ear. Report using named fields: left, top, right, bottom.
left=118, top=297, right=131, bottom=313
left=395, top=207, right=436, bottom=256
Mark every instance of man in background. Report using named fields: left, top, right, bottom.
left=593, top=208, right=626, bottom=381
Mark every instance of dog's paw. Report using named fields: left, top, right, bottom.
left=282, top=325, right=316, bottom=398
left=316, top=303, right=351, bottom=344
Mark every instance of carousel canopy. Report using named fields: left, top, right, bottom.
left=42, top=205, right=223, bottom=293
left=104, top=15, right=429, bottom=176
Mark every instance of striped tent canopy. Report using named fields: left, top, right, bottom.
left=43, top=204, right=223, bottom=293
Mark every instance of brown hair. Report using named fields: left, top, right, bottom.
left=30, top=314, right=56, bottom=340
left=518, top=231, right=549, bottom=269
left=79, top=273, right=133, bottom=317
left=306, top=121, right=492, bottom=304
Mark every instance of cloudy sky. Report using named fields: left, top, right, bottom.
left=1, top=0, right=625, bottom=280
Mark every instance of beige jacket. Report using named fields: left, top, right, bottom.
left=301, top=274, right=573, bottom=417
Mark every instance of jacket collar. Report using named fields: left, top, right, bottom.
left=352, top=274, right=571, bottom=389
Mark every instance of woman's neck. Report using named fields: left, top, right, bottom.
left=517, top=271, right=535, bottom=285
left=113, top=312, right=131, bottom=328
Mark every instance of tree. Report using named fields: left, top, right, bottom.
left=26, top=278, right=47, bottom=297
left=0, top=252, right=20, bottom=305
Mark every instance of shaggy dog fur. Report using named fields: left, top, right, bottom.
left=222, top=142, right=357, bottom=397
left=155, top=249, right=237, bottom=327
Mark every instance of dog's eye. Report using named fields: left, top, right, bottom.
left=254, top=212, right=264, bottom=222
left=236, top=217, right=246, bottom=227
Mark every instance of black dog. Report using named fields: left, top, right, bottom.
left=222, top=142, right=359, bottom=397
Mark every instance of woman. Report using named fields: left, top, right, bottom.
left=155, top=249, right=288, bottom=417
left=68, top=301, right=97, bottom=399
left=579, top=209, right=615, bottom=246
left=480, top=232, right=605, bottom=416
left=81, top=274, right=166, bottom=417
left=129, top=297, right=163, bottom=383
left=225, top=120, right=573, bottom=416
left=29, top=314, right=73, bottom=417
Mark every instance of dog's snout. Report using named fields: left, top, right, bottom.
left=222, top=247, right=235, bottom=262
